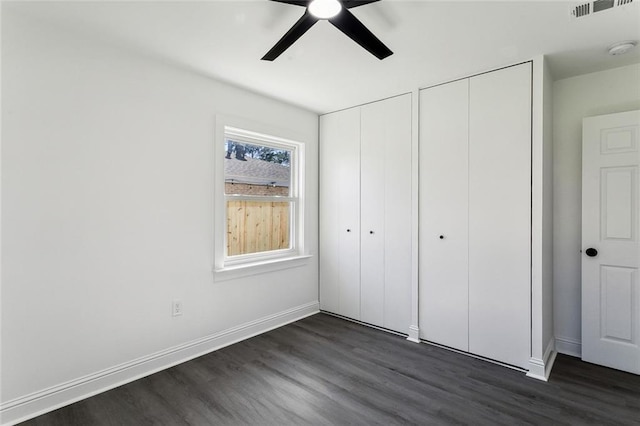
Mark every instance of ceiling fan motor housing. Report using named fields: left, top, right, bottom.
left=262, top=0, right=393, bottom=61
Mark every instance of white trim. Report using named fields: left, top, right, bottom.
left=526, top=338, right=557, bottom=381
left=222, top=129, right=303, bottom=266
left=225, top=126, right=302, bottom=150
left=222, top=245, right=298, bottom=268
left=530, top=56, right=543, bottom=365
left=0, top=302, right=320, bottom=426
left=410, top=88, right=420, bottom=347
left=555, top=336, right=582, bottom=358
left=225, top=195, right=296, bottom=202
left=214, top=115, right=308, bottom=274
left=213, top=254, right=312, bottom=282
left=407, top=325, right=420, bottom=343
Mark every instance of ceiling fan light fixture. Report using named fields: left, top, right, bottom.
left=308, top=0, right=342, bottom=19
left=262, top=0, right=392, bottom=61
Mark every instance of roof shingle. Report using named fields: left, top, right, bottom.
left=224, top=157, right=290, bottom=187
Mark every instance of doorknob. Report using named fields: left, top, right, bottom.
left=585, top=248, right=598, bottom=257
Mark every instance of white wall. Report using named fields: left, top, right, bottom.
left=543, top=59, right=554, bottom=356
left=553, top=63, right=640, bottom=356
left=529, top=56, right=555, bottom=380
left=1, top=9, right=318, bottom=422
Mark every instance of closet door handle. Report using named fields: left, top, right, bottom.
left=369, top=230, right=374, bottom=234
left=585, top=248, right=598, bottom=257
left=439, top=235, right=444, bottom=240
left=347, top=229, right=351, bottom=232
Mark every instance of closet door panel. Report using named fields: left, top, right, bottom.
left=319, top=108, right=361, bottom=319
left=381, top=94, right=413, bottom=333
left=419, top=80, right=470, bottom=350
left=360, top=101, right=386, bottom=327
left=468, top=63, right=532, bottom=368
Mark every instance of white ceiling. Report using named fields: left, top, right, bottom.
left=5, top=0, right=640, bottom=113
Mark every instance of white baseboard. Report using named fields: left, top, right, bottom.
left=407, top=325, right=420, bottom=343
left=0, top=301, right=319, bottom=426
left=526, top=338, right=557, bottom=381
left=555, top=336, right=582, bottom=358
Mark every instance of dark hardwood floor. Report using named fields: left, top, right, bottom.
left=23, top=313, right=640, bottom=425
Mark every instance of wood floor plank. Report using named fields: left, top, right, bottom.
left=21, top=313, right=640, bottom=425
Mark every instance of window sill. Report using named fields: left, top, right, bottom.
left=213, top=254, right=312, bottom=283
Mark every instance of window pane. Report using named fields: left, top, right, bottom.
left=224, top=140, right=291, bottom=196
left=226, top=200, right=291, bottom=256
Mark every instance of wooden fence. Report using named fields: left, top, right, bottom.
left=227, top=200, right=290, bottom=256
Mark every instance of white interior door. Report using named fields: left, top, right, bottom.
left=419, top=80, right=470, bottom=351
left=319, top=108, right=361, bottom=320
left=582, top=110, right=640, bottom=375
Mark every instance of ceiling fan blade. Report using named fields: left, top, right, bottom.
left=262, top=11, right=319, bottom=61
left=328, top=8, right=392, bottom=60
left=342, top=0, right=381, bottom=9
left=268, top=0, right=310, bottom=6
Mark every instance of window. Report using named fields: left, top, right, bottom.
left=219, top=125, right=304, bottom=270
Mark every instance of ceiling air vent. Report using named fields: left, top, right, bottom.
left=572, top=1, right=591, bottom=17
left=571, top=0, right=634, bottom=18
left=593, top=0, right=615, bottom=12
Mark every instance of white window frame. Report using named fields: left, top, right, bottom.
left=214, top=117, right=308, bottom=281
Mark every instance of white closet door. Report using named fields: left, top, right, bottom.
left=360, top=100, right=387, bottom=327
left=419, top=80, right=470, bottom=351
left=468, top=63, right=532, bottom=369
left=381, top=94, right=412, bottom=333
left=319, top=108, right=361, bottom=320
left=360, top=94, right=412, bottom=331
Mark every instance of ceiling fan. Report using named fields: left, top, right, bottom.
left=262, top=0, right=393, bottom=61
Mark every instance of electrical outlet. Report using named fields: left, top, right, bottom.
left=172, top=300, right=183, bottom=317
